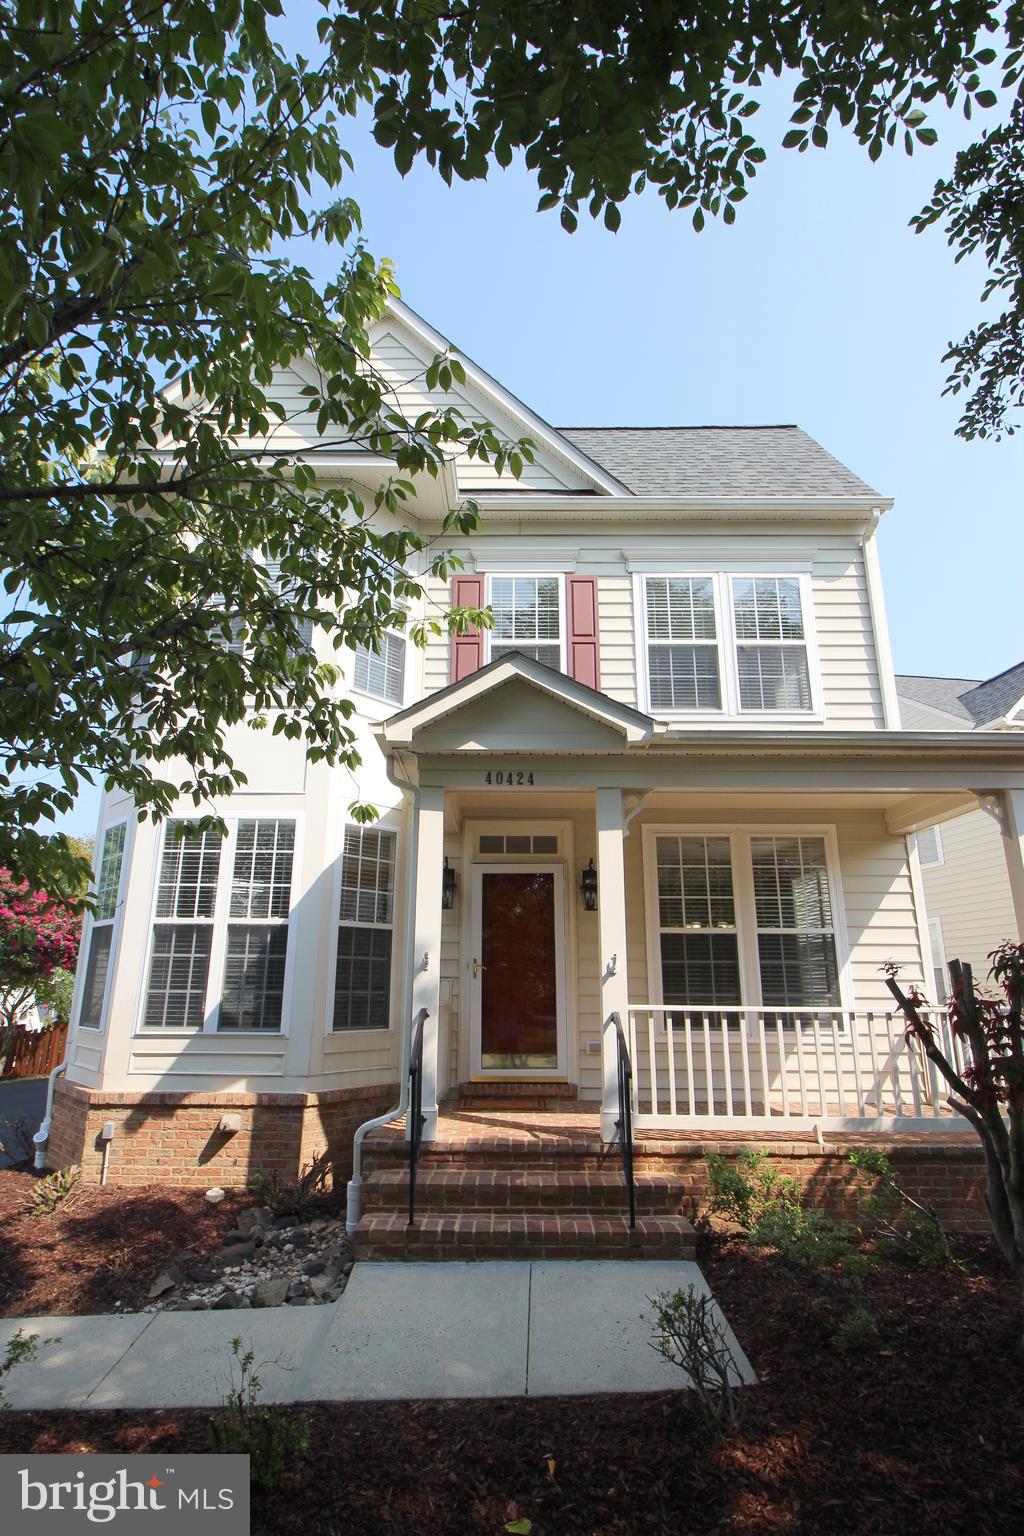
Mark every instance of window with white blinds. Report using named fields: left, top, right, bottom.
left=333, top=825, right=397, bottom=1031
left=144, top=822, right=223, bottom=1029
left=646, top=827, right=846, bottom=1014
left=751, top=835, right=840, bottom=1008
left=655, top=835, right=741, bottom=1006
left=220, top=821, right=295, bottom=1031
left=488, top=576, right=561, bottom=669
left=644, top=577, right=721, bottom=710
left=225, top=559, right=313, bottom=659
left=353, top=632, right=406, bottom=704
left=732, top=577, right=812, bottom=712
left=79, top=822, right=127, bottom=1030
left=142, top=819, right=296, bottom=1032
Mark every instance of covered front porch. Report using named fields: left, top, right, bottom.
left=378, top=654, right=1024, bottom=1141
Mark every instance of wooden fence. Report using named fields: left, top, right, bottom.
left=1, top=1021, right=69, bottom=1079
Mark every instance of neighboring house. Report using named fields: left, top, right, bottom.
left=897, top=666, right=1024, bottom=998
left=48, top=299, right=1024, bottom=1230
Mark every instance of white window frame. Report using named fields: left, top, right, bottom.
left=928, top=915, right=948, bottom=1003
left=326, top=819, right=401, bottom=1035
left=73, top=818, right=132, bottom=1035
left=484, top=572, right=567, bottom=673
left=915, top=825, right=944, bottom=868
left=135, top=816, right=301, bottom=1037
left=641, top=823, right=853, bottom=1015
left=633, top=571, right=825, bottom=723
left=351, top=627, right=409, bottom=709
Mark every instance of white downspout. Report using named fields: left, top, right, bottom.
left=345, top=751, right=422, bottom=1235
left=32, top=1058, right=69, bottom=1171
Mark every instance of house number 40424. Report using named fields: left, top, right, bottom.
left=484, top=770, right=535, bottom=786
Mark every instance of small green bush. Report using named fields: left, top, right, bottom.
left=847, top=1148, right=957, bottom=1268
left=647, top=1286, right=744, bottom=1439
left=705, top=1148, right=801, bottom=1229
left=749, top=1203, right=858, bottom=1271
left=209, top=1338, right=309, bottom=1491
left=831, top=1303, right=880, bottom=1354
left=0, top=1330, right=38, bottom=1408
left=28, top=1165, right=80, bottom=1218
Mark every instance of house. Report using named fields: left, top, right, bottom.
left=896, top=665, right=1024, bottom=997
left=45, top=299, right=1024, bottom=1253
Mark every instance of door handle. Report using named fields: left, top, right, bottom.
left=472, top=958, right=486, bottom=979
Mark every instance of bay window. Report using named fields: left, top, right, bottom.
left=142, top=818, right=296, bottom=1032
left=78, top=822, right=127, bottom=1030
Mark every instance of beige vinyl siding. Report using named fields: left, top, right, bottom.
left=921, top=808, right=1017, bottom=988
left=420, top=529, right=883, bottom=728
left=370, top=328, right=587, bottom=492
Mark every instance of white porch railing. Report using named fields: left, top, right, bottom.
left=627, top=1005, right=970, bottom=1131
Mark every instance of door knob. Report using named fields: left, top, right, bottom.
left=472, top=958, right=487, bottom=978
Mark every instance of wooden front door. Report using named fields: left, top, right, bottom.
left=469, top=863, right=567, bottom=1076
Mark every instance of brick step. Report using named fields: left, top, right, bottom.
left=362, top=1167, right=682, bottom=1215
left=361, top=1144, right=690, bottom=1176
left=356, top=1211, right=698, bottom=1261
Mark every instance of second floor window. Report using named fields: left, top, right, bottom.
left=732, top=577, right=811, bottom=712
left=640, top=573, right=817, bottom=717
left=353, top=632, right=406, bottom=705
left=489, top=576, right=561, bottom=669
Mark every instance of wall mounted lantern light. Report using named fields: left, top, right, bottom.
left=580, top=858, right=598, bottom=912
left=441, top=857, right=457, bottom=910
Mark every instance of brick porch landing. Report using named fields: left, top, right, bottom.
left=356, top=1101, right=987, bottom=1257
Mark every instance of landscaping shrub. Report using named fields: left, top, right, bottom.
left=209, top=1338, right=310, bottom=1491
left=0, top=1330, right=37, bottom=1408
left=704, top=1149, right=800, bottom=1229
left=847, top=1148, right=956, bottom=1268
left=647, top=1286, right=744, bottom=1439
left=748, top=1203, right=860, bottom=1272
left=28, top=1165, right=79, bottom=1218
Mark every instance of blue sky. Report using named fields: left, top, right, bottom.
left=55, top=42, right=1023, bottom=839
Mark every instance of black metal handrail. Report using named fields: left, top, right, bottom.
left=607, top=1011, right=636, bottom=1229
left=407, top=1008, right=429, bottom=1227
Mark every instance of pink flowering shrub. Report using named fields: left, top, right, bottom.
left=0, top=869, right=81, bottom=1070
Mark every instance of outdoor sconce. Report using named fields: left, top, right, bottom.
left=441, top=857, right=457, bottom=910
left=580, top=858, right=598, bottom=911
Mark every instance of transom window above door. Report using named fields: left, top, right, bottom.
left=488, top=576, right=562, bottom=670
left=638, top=573, right=819, bottom=718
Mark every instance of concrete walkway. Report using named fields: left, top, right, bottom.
left=0, top=1260, right=754, bottom=1409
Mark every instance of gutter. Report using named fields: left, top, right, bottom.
left=32, top=1058, right=68, bottom=1171
left=344, top=750, right=422, bottom=1236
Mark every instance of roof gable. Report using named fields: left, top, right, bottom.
left=380, top=652, right=657, bottom=750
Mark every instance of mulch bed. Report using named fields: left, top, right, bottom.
left=1, top=1225, right=1021, bottom=1534
left=0, top=1170, right=249, bottom=1315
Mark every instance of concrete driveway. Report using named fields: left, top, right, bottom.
left=0, top=1077, right=46, bottom=1167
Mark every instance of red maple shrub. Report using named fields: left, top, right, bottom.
left=886, top=942, right=1024, bottom=1323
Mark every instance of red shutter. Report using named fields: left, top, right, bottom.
left=450, top=574, right=485, bottom=683
left=566, top=575, right=601, bottom=690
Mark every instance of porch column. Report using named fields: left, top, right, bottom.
left=999, top=789, right=1024, bottom=941
left=410, top=785, right=445, bottom=1141
left=596, top=786, right=630, bottom=1142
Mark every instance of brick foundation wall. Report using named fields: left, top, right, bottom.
left=653, top=1140, right=990, bottom=1233
left=47, top=1080, right=399, bottom=1189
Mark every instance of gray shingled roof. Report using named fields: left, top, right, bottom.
left=557, top=426, right=880, bottom=499
left=896, top=667, right=1024, bottom=727
left=959, top=661, right=1024, bottom=726
left=895, top=675, right=979, bottom=723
